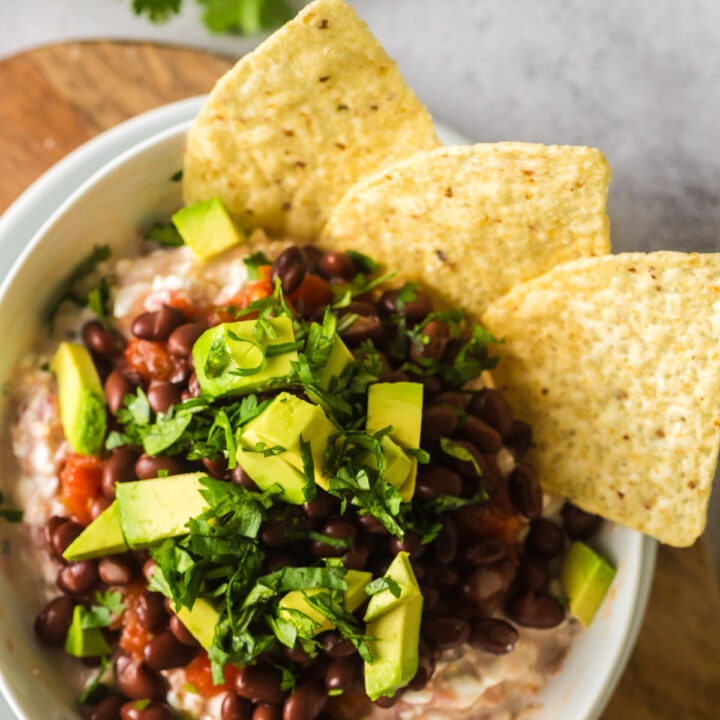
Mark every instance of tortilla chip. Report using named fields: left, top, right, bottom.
left=482, top=252, right=720, bottom=546
left=183, top=0, right=439, bottom=240
left=320, top=142, right=611, bottom=319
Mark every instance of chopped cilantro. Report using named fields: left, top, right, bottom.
left=76, top=655, right=111, bottom=705
left=145, top=222, right=184, bottom=247
left=364, top=576, right=402, bottom=598
left=439, top=436, right=483, bottom=476
left=345, top=250, right=380, bottom=274
left=243, top=250, right=272, bottom=280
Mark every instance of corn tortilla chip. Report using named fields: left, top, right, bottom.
left=183, top=0, right=439, bottom=240
left=482, top=252, right=720, bottom=546
left=320, top=142, right=611, bottom=319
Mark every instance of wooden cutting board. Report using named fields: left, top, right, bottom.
left=0, top=41, right=719, bottom=720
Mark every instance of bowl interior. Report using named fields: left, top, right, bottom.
left=0, top=120, right=649, bottom=720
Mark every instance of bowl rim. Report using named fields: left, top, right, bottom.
left=0, top=106, right=657, bottom=720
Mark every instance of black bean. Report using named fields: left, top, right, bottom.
left=423, top=617, right=470, bottom=650
left=516, top=556, right=550, bottom=591
left=526, top=518, right=565, bottom=558
left=433, top=518, right=458, bottom=564
left=202, top=456, right=231, bottom=480
left=44, top=516, right=69, bottom=557
left=232, top=464, right=258, bottom=490
left=120, top=701, right=173, bottom=720
left=470, top=618, right=519, bottom=654
left=90, top=497, right=112, bottom=520
left=34, top=596, right=75, bottom=645
left=408, top=650, right=436, bottom=691
left=421, top=406, right=458, bottom=446
left=508, top=463, right=543, bottom=518
left=357, top=514, right=388, bottom=534
left=373, top=694, right=399, bottom=709
left=410, top=321, right=449, bottom=363
left=221, top=692, right=252, bottom=720
left=379, top=289, right=432, bottom=323
left=504, top=420, right=532, bottom=459
left=283, top=682, right=327, bottom=720
left=253, top=707, right=281, bottom=720
left=136, top=591, right=167, bottom=631
left=389, top=531, right=425, bottom=559
left=90, top=696, right=124, bottom=720
left=320, top=631, right=356, bottom=659
left=167, top=323, right=206, bottom=357
left=338, top=315, right=383, bottom=347
left=342, top=543, right=368, bottom=571
left=115, top=656, right=167, bottom=700
left=263, top=551, right=297, bottom=573
left=302, top=245, right=323, bottom=274
left=302, top=491, right=337, bottom=519
left=262, top=520, right=290, bottom=548
left=105, top=370, right=137, bottom=414
left=168, top=356, right=192, bottom=385
left=58, top=560, right=99, bottom=594
left=144, top=629, right=197, bottom=670
left=460, top=416, right=502, bottom=454
left=461, top=560, right=516, bottom=604
left=284, top=644, right=312, bottom=664
left=132, top=305, right=185, bottom=341
left=325, top=657, right=360, bottom=691
left=169, top=614, right=200, bottom=647
left=82, top=321, right=120, bottom=356
left=411, top=373, right=443, bottom=399
left=467, top=389, right=513, bottom=438
left=235, top=664, right=285, bottom=705
left=430, top=564, right=459, bottom=587
left=319, top=251, right=355, bottom=281
left=102, top=447, right=139, bottom=498
left=416, top=466, right=462, bottom=501
left=337, top=300, right=377, bottom=318
left=271, top=247, right=307, bottom=295
left=464, top=539, right=507, bottom=566
left=432, top=391, right=467, bottom=410
left=312, top=520, right=356, bottom=558
left=188, top=372, right=201, bottom=397
left=420, top=585, right=439, bottom=611
left=379, top=370, right=409, bottom=383
left=506, top=591, right=565, bottom=628
left=135, top=453, right=184, bottom=480
left=147, top=380, right=181, bottom=414
left=98, top=556, right=134, bottom=585
left=561, top=503, right=602, bottom=540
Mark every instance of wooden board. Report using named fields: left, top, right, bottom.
left=0, top=40, right=719, bottom=719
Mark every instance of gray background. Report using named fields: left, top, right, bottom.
left=1, top=0, right=719, bottom=567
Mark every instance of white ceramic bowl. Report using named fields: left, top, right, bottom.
left=0, top=107, right=656, bottom=720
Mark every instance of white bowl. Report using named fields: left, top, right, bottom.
left=0, top=108, right=656, bottom=720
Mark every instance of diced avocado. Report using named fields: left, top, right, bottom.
left=278, top=570, right=371, bottom=636
left=246, top=392, right=336, bottom=490
left=397, top=459, right=418, bottom=504
left=236, top=444, right=307, bottom=504
left=65, top=605, right=111, bottom=657
left=63, top=502, right=128, bottom=561
left=193, top=318, right=299, bottom=399
left=307, top=334, right=355, bottom=410
left=50, top=342, right=106, bottom=456
left=561, top=541, right=616, bottom=626
left=175, top=598, right=219, bottom=650
left=364, top=551, right=421, bottom=622
left=172, top=197, right=245, bottom=261
left=117, top=473, right=208, bottom=549
left=367, top=382, right=423, bottom=449
left=363, top=435, right=413, bottom=489
left=364, top=594, right=422, bottom=701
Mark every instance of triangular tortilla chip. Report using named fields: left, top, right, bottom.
left=320, top=142, right=611, bottom=319
left=482, top=252, right=720, bottom=546
left=183, top=0, right=439, bottom=240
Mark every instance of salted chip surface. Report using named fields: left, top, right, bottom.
left=482, top=252, right=720, bottom=546
left=320, top=142, right=611, bottom=319
left=183, top=0, right=439, bottom=240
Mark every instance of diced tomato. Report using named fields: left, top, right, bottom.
left=119, top=581, right=152, bottom=659
left=164, top=295, right=197, bottom=321
left=124, top=338, right=174, bottom=383
left=288, top=274, right=332, bottom=315
left=59, top=454, right=104, bottom=526
left=184, top=652, right=240, bottom=698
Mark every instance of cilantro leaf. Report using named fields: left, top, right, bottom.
left=0, top=490, right=23, bottom=523
left=439, top=436, right=483, bottom=476
left=86, top=277, right=112, bottom=320
left=77, top=655, right=111, bottom=705
left=345, top=250, right=380, bottom=274
left=145, top=222, right=184, bottom=247
left=243, top=251, right=271, bottom=280
left=200, top=0, right=293, bottom=35
left=364, top=576, right=402, bottom=598
left=95, top=590, right=125, bottom=616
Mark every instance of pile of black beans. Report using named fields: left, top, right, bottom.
left=34, top=244, right=603, bottom=720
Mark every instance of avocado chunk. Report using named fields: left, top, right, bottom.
left=63, top=501, right=128, bottom=561
left=561, top=541, right=616, bottom=626
left=363, top=435, right=413, bottom=490
left=364, top=551, right=421, bottom=622
left=117, top=473, right=208, bottom=549
left=278, top=570, right=372, bottom=636
left=236, top=444, right=307, bottom=504
left=50, top=342, right=107, bottom=456
left=65, top=605, right=111, bottom=657
left=244, top=392, right=336, bottom=490
left=175, top=598, right=219, bottom=650
left=366, top=382, right=423, bottom=501
left=172, top=197, right=245, bottom=261
left=364, top=594, right=422, bottom=701
left=193, top=317, right=299, bottom=399
left=307, top=333, right=355, bottom=410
